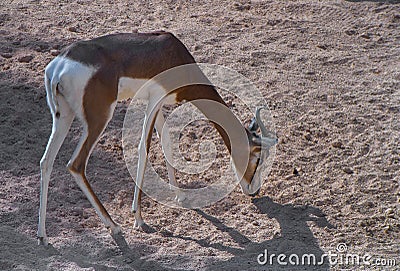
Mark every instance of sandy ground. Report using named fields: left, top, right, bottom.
left=1, top=0, right=399, bottom=270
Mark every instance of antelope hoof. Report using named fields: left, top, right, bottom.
left=110, top=225, right=122, bottom=236
left=38, top=236, right=48, bottom=246
left=134, top=219, right=145, bottom=229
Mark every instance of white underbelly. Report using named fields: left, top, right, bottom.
left=117, top=77, right=177, bottom=104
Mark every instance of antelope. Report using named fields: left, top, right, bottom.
left=38, top=31, right=277, bottom=245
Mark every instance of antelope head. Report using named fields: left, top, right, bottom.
left=238, top=107, right=278, bottom=196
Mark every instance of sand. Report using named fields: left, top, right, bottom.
left=0, top=0, right=399, bottom=270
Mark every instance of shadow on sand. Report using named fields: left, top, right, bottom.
left=162, top=196, right=334, bottom=271
left=1, top=197, right=333, bottom=270
left=0, top=225, right=177, bottom=271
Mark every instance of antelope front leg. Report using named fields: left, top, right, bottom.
left=131, top=99, right=162, bottom=228
left=131, top=137, right=147, bottom=228
left=154, top=112, right=185, bottom=202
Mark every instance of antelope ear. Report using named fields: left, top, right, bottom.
left=248, top=117, right=259, bottom=132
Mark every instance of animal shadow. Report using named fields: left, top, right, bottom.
left=170, top=197, right=334, bottom=270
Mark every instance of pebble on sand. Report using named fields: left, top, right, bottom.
left=1, top=53, right=13, bottom=59
left=50, top=49, right=60, bottom=56
left=343, top=168, right=354, bottom=174
left=18, top=55, right=34, bottom=63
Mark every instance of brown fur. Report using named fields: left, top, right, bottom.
left=65, top=31, right=260, bottom=228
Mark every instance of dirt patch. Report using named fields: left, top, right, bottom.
left=0, top=0, right=399, bottom=270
